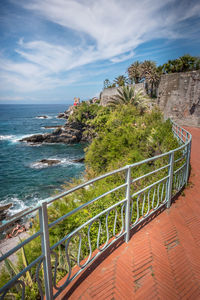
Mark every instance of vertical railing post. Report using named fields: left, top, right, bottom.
left=185, top=140, right=191, bottom=183
left=39, top=202, right=53, bottom=300
left=125, top=166, right=131, bottom=243
left=167, top=152, right=174, bottom=209
left=181, top=128, right=183, bottom=141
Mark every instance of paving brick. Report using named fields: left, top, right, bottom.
left=58, top=127, right=200, bottom=300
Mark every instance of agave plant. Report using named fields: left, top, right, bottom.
left=108, top=86, right=148, bottom=113
left=0, top=240, right=39, bottom=299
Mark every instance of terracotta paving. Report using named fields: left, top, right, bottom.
left=59, top=126, right=200, bottom=300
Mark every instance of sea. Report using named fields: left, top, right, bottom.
left=0, top=104, right=85, bottom=216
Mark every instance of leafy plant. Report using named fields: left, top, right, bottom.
left=107, top=86, right=148, bottom=113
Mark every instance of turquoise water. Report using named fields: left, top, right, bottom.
left=0, top=104, right=85, bottom=215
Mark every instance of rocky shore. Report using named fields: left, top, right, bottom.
left=21, top=121, right=85, bottom=144
left=20, top=105, right=91, bottom=145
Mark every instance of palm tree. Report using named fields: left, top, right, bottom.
left=140, top=61, right=160, bottom=97
left=161, top=55, right=200, bottom=74
left=145, top=70, right=160, bottom=97
left=107, top=86, right=148, bottom=113
left=140, top=60, right=157, bottom=77
left=113, top=75, right=128, bottom=87
left=103, top=79, right=111, bottom=89
left=127, top=61, right=142, bottom=84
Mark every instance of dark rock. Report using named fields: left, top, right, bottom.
left=21, top=122, right=83, bottom=145
left=20, top=134, right=46, bottom=144
left=73, top=157, right=85, bottom=163
left=0, top=203, right=12, bottom=222
left=43, top=125, right=62, bottom=129
left=38, top=159, right=61, bottom=166
left=57, top=113, right=68, bottom=119
left=21, top=106, right=92, bottom=145
left=64, top=121, right=83, bottom=130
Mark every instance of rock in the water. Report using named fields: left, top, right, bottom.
left=72, top=157, right=85, bottom=163
left=43, top=125, right=62, bottom=129
left=20, top=121, right=84, bottom=144
left=0, top=203, right=12, bottom=221
left=38, top=159, right=61, bottom=166
left=20, top=134, right=46, bottom=144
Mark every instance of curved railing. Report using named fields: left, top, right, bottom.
left=0, top=121, right=192, bottom=299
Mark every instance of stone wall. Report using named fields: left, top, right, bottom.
left=100, top=83, right=145, bottom=106
left=157, top=71, right=200, bottom=127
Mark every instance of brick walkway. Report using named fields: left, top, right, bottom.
left=60, top=126, right=200, bottom=300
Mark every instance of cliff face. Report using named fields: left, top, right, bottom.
left=157, top=71, right=200, bottom=127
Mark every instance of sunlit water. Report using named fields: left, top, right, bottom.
left=0, top=104, right=85, bottom=216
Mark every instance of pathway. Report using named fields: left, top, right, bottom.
left=60, top=126, right=200, bottom=300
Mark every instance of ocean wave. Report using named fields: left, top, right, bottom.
left=30, top=161, right=59, bottom=169
left=0, top=135, right=15, bottom=141
left=0, top=197, right=29, bottom=216
left=0, top=133, right=43, bottom=144
left=12, top=134, right=35, bottom=143
left=35, top=115, right=56, bottom=120
left=30, top=157, right=77, bottom=169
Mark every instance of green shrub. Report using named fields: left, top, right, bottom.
left=1, top=102, right=182, bottom=298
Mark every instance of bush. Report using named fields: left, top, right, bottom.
left=1, top=103, right=181, bottom=298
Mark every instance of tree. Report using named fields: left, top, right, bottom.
left=103, top=79, right=116, bottom=89
left=161, top=55, right=200, bottom=74
left=104, top=79, right=111, bottom=89
left=140, top=60, right=157, bottom=78
left=140, top=60, right=160, bottom=97
left=127, top=61, right=142, bottom=84
left=113, top=75, right=128, bottom=87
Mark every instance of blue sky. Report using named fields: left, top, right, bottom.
left=0, top=0, right=200, bottom=104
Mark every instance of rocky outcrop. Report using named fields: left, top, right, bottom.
left=37, top=159, right=61, bottom=166
left=0, top=203, right=12, bottom=222
left=57, top=113, right=68, bottom=119
left=21, top=121, right=84, bottom=145
left=21, top=102, right=95, bottom=145
left=72, top=157, right=85, bottom=163
left=43, top=125, right=62, bottom=129
left=57, top=105, right=76, bottom=119
left=157, top=70, right=200, bottom=127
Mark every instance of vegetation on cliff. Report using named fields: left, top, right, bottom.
left=0, top=98, right=182, bottom=298
left=104, top=54, right=200, bottom=97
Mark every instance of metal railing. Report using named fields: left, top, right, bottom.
left=0, top=120, right=192, bottom=299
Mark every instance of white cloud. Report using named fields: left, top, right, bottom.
left=0, top=95, right=24, bottom=101
left=110, top=52, right=135, bottom=63
left=0, top=52, right=81, bottom=93
left=20, top=0, right=200, bottom=55
left=1, top=0, right=200, bottom=95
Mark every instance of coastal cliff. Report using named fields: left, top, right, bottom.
left=21, top=103, right=97, bottom=145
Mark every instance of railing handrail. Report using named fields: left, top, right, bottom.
left=0, top=121, right=192, bottom=231
left=0, top=120, right=192, bottom=300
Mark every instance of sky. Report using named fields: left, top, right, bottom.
left=0, top=0, right=200, bottom=104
